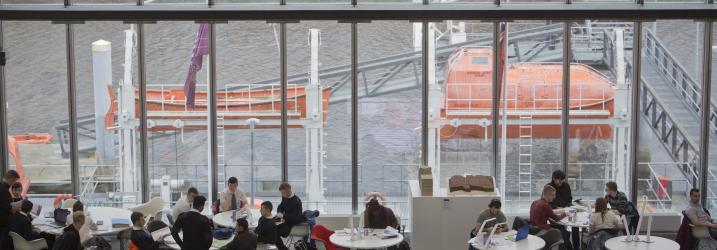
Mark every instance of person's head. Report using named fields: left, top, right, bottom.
left=542, top=185, right=557, bottom=202
left=367, top=198, right=382, bottom=215
left=131, top=211, right=145, bottom=227
left=278, top=182, right=292, bottom=198
left=72, top=211, right=85, bottom=229
left=552, top=170, right=566, bottom=187
left=186, top=187, right=198, bottom=203
left=488, top=198, right=502, bottom=215
left=235, top=218, right=249, bottom=233
left=72, top=200, right=84, bottom=213
left=227, top=177, right=238, bottom=193
left=594, top=197, right=608, bottom=214
left=260, top=201, right=273, bottom=217
left=690, top=188, right=701, bottom=204
left=11, top=182, right=22, bottom=197
left=21, top=200, right=33, bottom=214
left=3, top=170, right=20, bottom=185
left=193, top=195, right=207, bottom=211
left=605, top=181, right=618, bottom=197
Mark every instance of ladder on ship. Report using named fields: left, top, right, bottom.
left=217, top=115, right=227, bottom=188
left=517, top=81, right=536, bottom=210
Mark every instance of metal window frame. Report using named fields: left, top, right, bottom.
left=561, top=21, right=570, bottom=176
left=629, top=21, right=642, bottom=203
left=351, top=21, right=358, bottom=215
left=65, top=22, right=81, bottom=197
left=208, top=22, right=219, bottom=202
left=138, top=22, right=150, bottom=203
left=491, top=22, right=499, bottom=180
left=0, top=21, right=7, bottom=174
left=700, top=20, right=713, bottom=205
left=280, top=22, right=288, bottom=183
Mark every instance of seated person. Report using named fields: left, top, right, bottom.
left=10, top=183, right=24, bottom=202
left=66, top=201, right=110, bottom=249
left=684, top=188, right=717, bottom=249
left=172, top=187, right=198, bottom=219
left=220, top=177, right=247, bottom=212
left=363, top=198, right=399, bottom=229
left=171, top=195, right=213, bottom=250
left=530, top=185, right=567, bottom=249
left=255, top=201, right=277, bottom=244
left=130, top=211, right=163, bottom=250
left=274, top=182, right=305, bottom=250
left=220, top=218, right=258, bottom=250
left=365, top=191, right=387, bottom=206
left=603, top=181, right=628, bottom=216
left=472, top=198, right=507, bottom=236
left=9, top=200, right=54, bottom=248
left=53, top=211, right=84, bottom=250
left=546, top=170, right=579, bottom=250
left=586, top=197, right=623, bottom=249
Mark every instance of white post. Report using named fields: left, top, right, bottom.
left=91, top=40, right=115, bottom=162
left=427, top=25, right=442, bottom=191
left=611, top=29, right=630, bottom=195
left=118, top=28, right=138, bottom=198
left=412, top=0, right=423, bottom=52
left=306, top=29, right=325, bottom=211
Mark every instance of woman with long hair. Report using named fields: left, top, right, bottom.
left=587, top=197, right=623, bottom=249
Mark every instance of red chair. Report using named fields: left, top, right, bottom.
left=128, top=240, right=140, bottom=250
left=311, top=224, right=348, bottom=250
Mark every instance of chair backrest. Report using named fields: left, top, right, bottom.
left=10, top=231, right=47, bottom=250
left=147, top=220, right=169, bottom=233
left=512, top=216, right=530, bottom=231
left=313, top=239, right=328, bottom=250
left=132, top=197, right=164, bottom=218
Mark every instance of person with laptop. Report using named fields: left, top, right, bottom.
left=10, top=200, right=54, bottom=248
left=472, top=198, right=507, bottom=235
left=0, top=170, right=20, bottom=249
left=66, top=201, right=111, bottom=249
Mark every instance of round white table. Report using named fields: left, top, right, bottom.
left=329, top=229, right=404, bottom=249
left=212, top=209, right=261, bottom=229
left=469, top=231, right=545, bottom=250
left=163, top=233, right=276, bottom=250
left=32, top=206, right=132, bottom=236
left=604, top=236, right=679, bottom=250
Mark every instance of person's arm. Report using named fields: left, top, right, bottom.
left=546, top=202, right=566, bottom=221
left=686, top=209, right=717, bottom=228
left=386, top=208, right=399, bottom=229
left=219, top=192, right=229, bottom=212
left=0, top=185, right=11, bottom=216
left=566, top=184, right=574, bottom=207
left=171, top=214, right=184, bottom=247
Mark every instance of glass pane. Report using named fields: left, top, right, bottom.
left=358, top=21, right=419, bottom=225
left=638, top=20, right=703, bottom=213
left=499, top=21, right=564, bottom=213
left=287, top=21, right=351, bottom=214
left=567, top=21, right=632, bottom=206
left=215, top=21, right=282, bottom=211
left=432, top=20, right=495, bottom=191
left=0, top=0, right=62, bottom=4
left=74, top=0, right=136, bottom=4
left=73, top=22, right=142, bottom=206
left=4, top=21, right=70, bottom=206
left=145, top=21, right=212, bottom=208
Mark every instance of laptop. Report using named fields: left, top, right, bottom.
left=515, top=225, right=530, bottom=241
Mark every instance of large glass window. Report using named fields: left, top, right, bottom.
left=287, top=21, right=351, bottom=214
left=144, top=22, right=211, bottom=206
left=499, top=21, right=564, bottom=213
left=638, top=20, right=703, bottom=213
left=214, top=21, right=282, bottom=210
left=73, top=22, right=141, bottom=206
left=705, top=22, right=717, bottom=215
left=567, top=21, right=633, bottom=205
left=4, top=21, right=71, bottom=202
left=357, top=21, right=420, bottom=224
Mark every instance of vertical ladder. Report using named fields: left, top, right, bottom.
left=217, top=115, right=227, bottom=186
left=517, top=81, right=535, bottom=210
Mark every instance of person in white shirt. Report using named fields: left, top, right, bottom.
left=172, top=187, right=198, bottom=219
left=219, top=177, right=247, bottom=212
left=586, top=197, right=623, bottom=249
left=66, top=201, right=111, bottom=249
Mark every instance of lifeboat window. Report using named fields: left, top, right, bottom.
left=472, top=57, right=488, bottom=65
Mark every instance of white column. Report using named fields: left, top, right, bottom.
left=426, top=25, right=442, bottom=191
left=306, top=29, right=325, bottom=210
left=611, top=29, right=630, bottom=194
left=91, top=40, right=115, bottom=161
left=118, top=29, right=138, bottom=197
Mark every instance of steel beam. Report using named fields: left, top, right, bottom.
left=421, top=21, right=428, bottom=168
left=0, top=4, right=716, bottom=21
left=699, top=20, right=713, bottom=204
left=65, top=23, right=81, bottom=197
left=492, top=22, right=499, bottom=179
left=629, top=21, right=642, bottom=203
left=0, top=21, right=7, bottom=174
left=562, top=22, right=570, bottom=175
left=351, top=22, right=358, bottom=215
left=280, top=22, right=288, bottom=183
left=138, top=23, right=150, bottom=203
left=209, top=23, right=219, bottom=203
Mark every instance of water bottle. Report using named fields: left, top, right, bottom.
left=232, top=210, right=236, bottom=220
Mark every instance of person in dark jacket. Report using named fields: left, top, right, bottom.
left=171, top=195, right=213, bottom=250
left=364, top=198, right=399, bottom=229
left=10, top=200, right=56, bottom=248
left=0, top=170, right=20, bottom=249
left=11, top=182, right=24, bottom=202
left=274, top=182, right=305, bottom=250
left=220, top=218, right=258, bottom=250
left=255, top=201, right=277, bottom=244
left=53, top=211, right=84, bottom=250
left=131, top=211, right=163, bottom=250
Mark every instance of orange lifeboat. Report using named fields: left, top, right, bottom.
left=441, top=47, right=615, bottom=139
left=106, top=85, right=330, bottom=131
